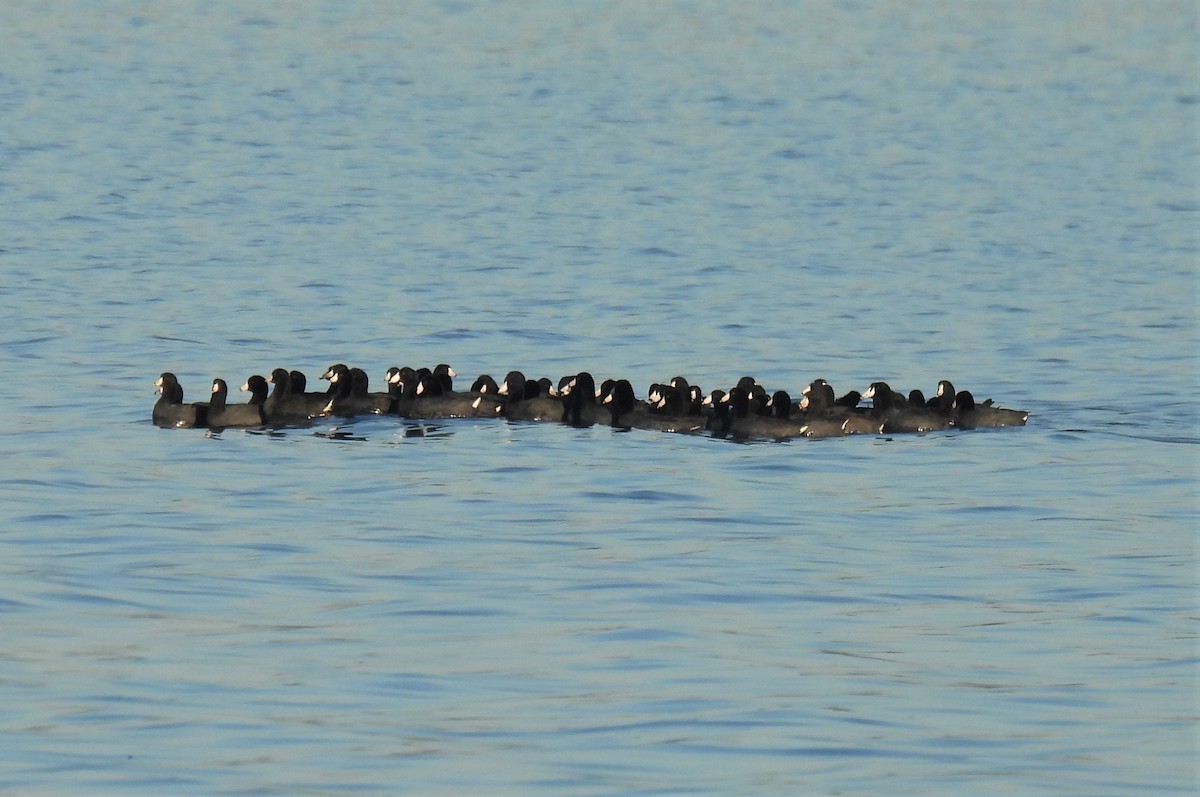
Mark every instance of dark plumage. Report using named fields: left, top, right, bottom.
left=799, top=381, right=855, bottom=431
left=153, top=372, right=208, bottom=429
left=398, top=371, right=503, bottom=419
left=561, top=372, right=607, bottom=426
left=208, top=378, right=265, bottom=428
left=704, top=390, right=731, bottom=436
left=470, top=374, right=500, bottom=394
left=927, top=380, right=955, bottom=417
left=298, top=367, right=340, bottom=402
left=241, top=375, right=269, bottom=405
left=264, top=368, right=328, bottom=424
left=840, top=382, right=889, bottom=435
left=500, top=370, right=564, bottom=421
left=954, top=390, right=1029, bottom=428
left=321, top=365, right=392, bottom=416
left=719, top=386, right=809, bottom=440
left=433, top=363, right=456, bottom=393
left=667, top=376, right=704, bottom=416
left=603, top=380, right=705, bottom=433
left=667, top=377, right=706, bottom=417
left=602, top=379, right=655, bottom=428
left=835, top=390, right=863, bottom=409
left=768, top=390, right=795, bottom=420
left=849, top=381, right=951, bottom=434
left=385, top=366, right=419, bottom=416
left=153, top=361, right=1029, bottom=440
left=797, top=416, right=847, bottom=439
left=434, top=365, right=506, bottom=415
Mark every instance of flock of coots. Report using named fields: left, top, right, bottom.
left=153, top=363, right=1029, bottom=439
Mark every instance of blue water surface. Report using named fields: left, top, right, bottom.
left=0, top=1, right=1196, bottom=795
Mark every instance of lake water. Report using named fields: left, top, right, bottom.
left=1, top=1, right=1196, bottom=794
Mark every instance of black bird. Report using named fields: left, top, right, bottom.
left=289, top=370, right=309, bottom=395
left=153, top=372, right=208, bottom=429
left=603, top=379, right=705, bottom=433
left=432, top=364, right=505, bottom=415
left=399, top=371, right=503, bottom=419
left=846, top=381, right=951, bottom=434
left=208, top=378, right=265, bottom=428
left=767, top=390, right=796, bottom=420
left=470, top=374, right=500, bottom=395
left=954, top=390, right=1029, bottom=429
left=835, top=389, right=863, bottom=410
left=241, top=375, right=269, bottom=406
left=561, top=372, right=607, bottom=426
left=385, top=366, right=420, bottom=416
left=321, top=364, right=392, bottom=416
left=433, top=363, right=456, bottom=393
left=500, top=371, right=564, bottom=421
left=264, top=368, right=328, bottom=424
left=704, top=389, right=731, bottom=436
left=794, top=382, right=848, bottom=438
left=667, top=376, right=706, bottom=417
left=719, top=387, right=809, bottom=440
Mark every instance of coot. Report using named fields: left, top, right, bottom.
left=208, top=378, right=265, bottom=428
left=153, top=372, right=208, bottom=429
left=954, top=390, right=1029, bottom=428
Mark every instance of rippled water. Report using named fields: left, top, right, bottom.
left=1, top=1, right=1196, bottom=794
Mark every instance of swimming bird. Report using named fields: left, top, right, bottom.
left=153, top=372, right=208, bottom=429
left=297, top=367, right=340, bottom=404
left=241, top=375, right=269, bottom=406
left=560, top=372, right=608, bottom=426
left=430, top=364, right=505, bottom=415
left=433, top=363, right=456, bottom=393
left=397, top=371, right=503, bottom=419
left=603, top=379, right=705, bottom=433
left=208, top=378, right=265, bottom=428
left=321, top=364, right=392, bottom=416
left=835, top=389, right=863, bottom=410
left=840, top=383, right=889, bottom=435
left=470, top=374, right=500, bottom=395
left=704, top=390, right=732, bottom=437
left=799, top=380, right=855, bottom=420
left=932, top=380, right=957, bottom=416
left=848, top=381, right=951, bottom=434
left=264, top=368, right=328, bottom=423
left=289, top=370, right=312, bottom=396
left=500, top=370, right=564, bottom=421
left=719, top=386, right=810, bottom=440
left=667, top=376, right=706, bottom=417
left=954, top=390, right=1029, bottom=428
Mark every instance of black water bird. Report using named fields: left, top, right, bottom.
left=470, top=374, right=500, bottom=395
left=241, top=375, right=269, bottom=406
left=208, top=378, right=265, bottom=428
left=396, top=371, right=503, bottom=419
left=954, top=390, right=1029, bottom=429
left=719, top=387, right=810, bottom=440
left=321, top=364, right=392, bottom=416
left=845, top=381, right=951, bottom=434
left=603, top=379, right=705, bottom=433
left=264, top=368, right=328, bottom=423
left=561, top=372, right=607, bottom=426
left=153, top=373, right=208, bottom=429
left=498, top=370, right=564, bottom=421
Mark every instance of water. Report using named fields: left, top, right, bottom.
left=1, top=1, right=1196, bottom=794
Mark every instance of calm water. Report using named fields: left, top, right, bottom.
left=1, top=1, right=1196, bottom=794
